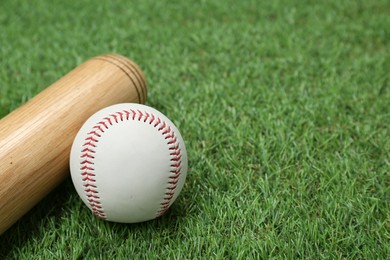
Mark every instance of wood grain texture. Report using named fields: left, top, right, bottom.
left=0, top=54, right=147, bottom=234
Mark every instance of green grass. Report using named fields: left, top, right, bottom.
left=1, top=0, right=389, bottom=258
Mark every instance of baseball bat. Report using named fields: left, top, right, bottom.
left=0, top=54, right=147, bottom=235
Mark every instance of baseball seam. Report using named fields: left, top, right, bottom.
left=80, top=109, right=183, bottom=219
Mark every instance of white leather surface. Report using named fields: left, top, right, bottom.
left=70, top=103, right=188, bottom=223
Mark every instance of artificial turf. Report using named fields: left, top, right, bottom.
left=0, top=0, right=389, bottom=258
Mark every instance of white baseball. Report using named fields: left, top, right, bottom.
left=69, top=103, right=188, bottom=223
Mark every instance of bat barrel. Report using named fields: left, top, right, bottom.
left=0, top=54, right=147, bottom=234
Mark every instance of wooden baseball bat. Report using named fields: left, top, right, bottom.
left=0, top=54, right=147, bottom=234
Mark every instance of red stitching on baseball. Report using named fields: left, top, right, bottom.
left=81, top=153, right=95, bottom=159
left=158, top=122, right=166, bottom=131
left=81, top=121, right=107, bottom=219
left=82, top=176, right=95, bottom=181
left=167, top=185, right=177, bottom=190
left=93, top=125, right=105, bottom=132
left=137, top=110, right=143, bottom=121
left=81, top=165, right=94, bottom=171
left=88, top=198, right=101, bottom=203
left=110, top=114, right=119, bottom=123
left=84, top=184, right=97, bottom=188
left=124, top=110, right=131, bottom=120
left=117, top=111, right=124, bottom=121
left=169, top=172, right=181, bottom=179
left=170, top=161, right=181, bottom=168
left=154, top=124, right=183, bottom=217
left=88, top=131, right=101, bottom=137
left=170, top=155, right=182, bottom=162
left=104, top=117, right=113, bottom=125
left=80, top=108, right=183, bottom=220
left=143, top=111, right=150, bottom=122
left=130, top=109, right=136, bottom=120
left=82, top=147, right=95, bottom=153
left=170, top=150, right=180, bottom=156
left=162, top=126, right=171, bottom=135
left=154, top=118, right=161, bottom=127
left=82, top=141, right=96, bottom=148
left=149, top=114, right=155, bottom=124
left=98, top=121, right=109, bottom=129
left=81, top=160, right=94, bottom=164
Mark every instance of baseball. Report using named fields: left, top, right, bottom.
left=69, top=103, right=188, bottom=223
